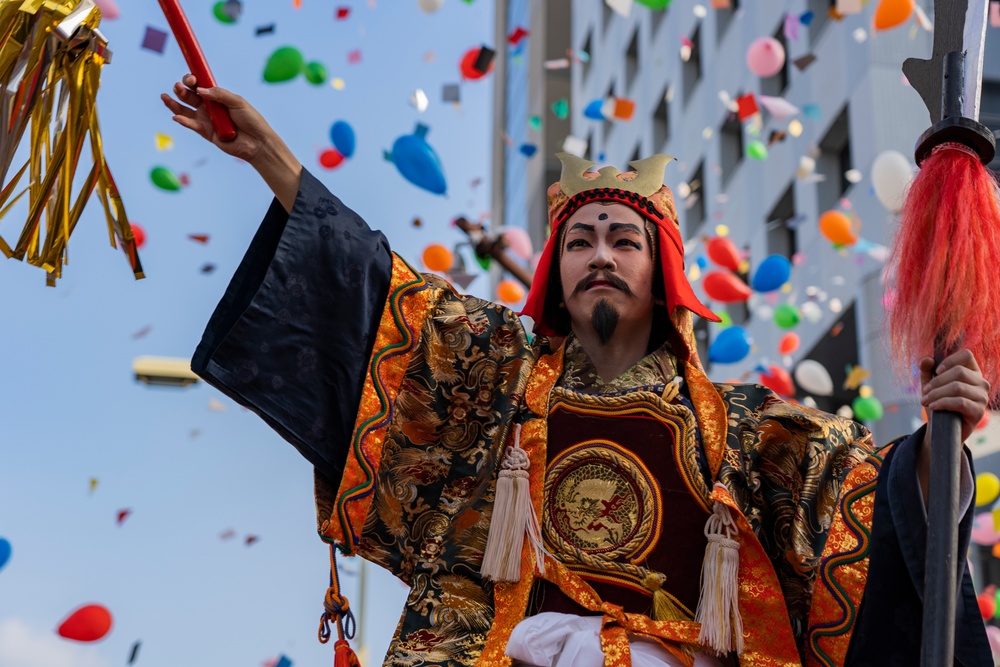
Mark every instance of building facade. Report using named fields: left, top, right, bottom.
left=560, top=0, right=1000, bottom=446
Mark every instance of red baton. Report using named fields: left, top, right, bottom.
left=157, top=0, right=237, bottom=142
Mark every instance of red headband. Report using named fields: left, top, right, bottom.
left=520, top=177, right=720, bottom=349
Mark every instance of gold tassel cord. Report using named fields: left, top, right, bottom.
left=0, top=0, right=141, bottom=285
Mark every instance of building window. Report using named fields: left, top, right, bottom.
left=602, top=80, right=616, bottom=147
left=715, top=0, right=741, bottom=43
left=719, top=111, right=743, bottom=188
left=981, top=80, right=1000, bottom=171
left=759, top=24, right=789, bottom=98
left=816, top=106, right=852, bottom=213
left=653, top=89, right=670, bottom=151
left=580, top=30, right=593, bottom=89
left=683, top=161, right=705, bottom=239
left=625, top=29, right=639, bottom=93
left=682, top=23, right=702, bottom=106
left=766, top=182, right=797, bottom=260
left=807, top=0, right=835, bottom=46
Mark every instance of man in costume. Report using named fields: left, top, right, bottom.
left=163, top=77, right=993, bottom=666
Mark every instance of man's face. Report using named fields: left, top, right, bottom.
left=558, top=202, right=656, bottom=344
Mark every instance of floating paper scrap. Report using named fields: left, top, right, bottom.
left=410, top=88, right=429, bottom=112
left=347, top=50, right=361, bottom=64
left=508, top=26, right=529, bottom=45
left=783, top=13, right=800, bottom=40
left=736, top=93, right=759, bottom=121
left=562, top=134, right=588, bottom=157
left=844, top=365, right=870, bottom=390
left=442, top=84, right=460, bottom=103
left=758, top=95, right=799, bottom=120
left=255, top=24, right=275, bottom=36
left=208, top=398, right=226, bottom=412
left=544, top=58, right=570, bottom=70
left=792, top=53, right=817, bottom=71
left=141, top=26, right=169, bottom=53
left=605, top=0, right=633, bottom=17
left=835, top=0, right=861, bottom=14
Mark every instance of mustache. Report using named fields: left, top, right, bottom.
left=573, top=271, right=633, bottom=296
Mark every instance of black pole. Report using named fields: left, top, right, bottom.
left=919, top=52, right=971, bottom=667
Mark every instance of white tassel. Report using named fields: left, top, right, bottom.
left=695, top=494, right=743, bottom=656
left=482, top=425, right=546, bottom=582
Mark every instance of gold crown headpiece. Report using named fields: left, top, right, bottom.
left=556, top=152, right=674, bottom=198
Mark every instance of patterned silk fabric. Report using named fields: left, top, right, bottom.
left=314, top=255, right=879, bottom=666
left=559, top=335, right=678, bottom=394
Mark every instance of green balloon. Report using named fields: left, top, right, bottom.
left=212, top=1, right=236, bottom=23
left=150, top=166, right=181, bottom=192
left=635, top=0, right=672, bottom=8
left=263, top=47, right=305, bottom=83
left=773, top=304, right=800, bottom=329
left=746, top=140, right=768, bottom=161
left=303, top=61, right=328, bottom=85
left=475, top=254, right=491, bottom=272
left=852, top=396, right=884, bottom=422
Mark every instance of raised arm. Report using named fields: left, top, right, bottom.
left=161, top=73, right=301, bottom=212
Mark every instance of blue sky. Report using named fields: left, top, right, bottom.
left=0, top=0, right=497, bottom=664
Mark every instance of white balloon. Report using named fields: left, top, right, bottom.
left=800, top=301, right=823, bottom=324
left=871, top=150, right=914, bottom=213
left=794, top=359, right=834, bottom=396
left=418, top=0, right=444, bottom=12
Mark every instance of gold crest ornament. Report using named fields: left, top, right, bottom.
left=0, top=0, right=141, bottom=285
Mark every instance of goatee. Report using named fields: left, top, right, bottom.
left=591, top=298, right=620, bottom=345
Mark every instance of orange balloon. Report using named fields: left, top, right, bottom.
left=818, top=211, right=858, bottom=246
left=421, top=244, right=453, bottom=272
left=874, top=0, right=914, bottom=31
left=778, top=332, right=800, bottom=355
left=497, top=279, right=525, bottom=304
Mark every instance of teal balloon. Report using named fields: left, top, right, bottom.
left=263, top=46, right=304, bottom=83
left=389, top=124, right=447, bottom=195
left=751, top=254, right=791, bottom=292
left=773, top=304, right=800, bottom=329
left=150, top=166, right=181, bottom=192
left=0, top=538, right=10, bottom=571
left=708, top=326, right=751, bottom=364
left=330, top=121, right=356, bottom=158
left=852, top=395, right=884, bottom=421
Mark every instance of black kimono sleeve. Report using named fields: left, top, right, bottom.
left=191, top=168, right=393, bottom=485
left=846, top=426, right=991, bottom=665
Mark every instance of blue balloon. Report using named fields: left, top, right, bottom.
left=330, top=121, right=356, bottom=158
left=390, top=124, right=447, bottom=195
left=0, top=538, right=10, bottom=572
left=708, top=326, right=752, bottom=364
left=584, top=99, right=605, bottom=120
left=695, top=255, right=707, bottom=269
left=751, top=254, right=792, bottom=293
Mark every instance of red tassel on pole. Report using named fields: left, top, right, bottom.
left=334, top=639, right=361, bottom=667
left=888, top=142, right=1000, bottom=405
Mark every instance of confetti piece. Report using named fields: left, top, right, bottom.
left=154, top=133, right=173, bottom=151
left=141, top=26, right=169, bottom=54
left=131, top=326, right=151, bottom=339
left=508, top=26, right=529, bottom=44
left=208, top=398, right=226, bottom=411
left=245, top=535, right=260, bottom=546
left=410, top=88, right=429, bottom=112
left=220, top=529, right=236, bottom=540
left=331, top=77, right=345, bottom=90
left=188, top=234, right=209, bottom=244
left=736, top=93, right=759, bottom=121
left=255, top=24, right=275, bottom=36
left=347, top=49, right=361, bottom=64
left=442, top=84, right=460, bottom=103
left=89, top=478, right=98, bottom=494
left=336, top=6, right=350, bottom=18
left=116, top=509, right=132, bottom=526
left=792, top=53, right=817, bottom=71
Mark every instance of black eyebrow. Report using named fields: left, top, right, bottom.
left=567, top=223, right=595, bottom=233
left=609, top=222, right=643, bottom=236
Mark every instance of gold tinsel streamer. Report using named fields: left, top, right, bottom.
left=0, top=0, right=141, bottom=285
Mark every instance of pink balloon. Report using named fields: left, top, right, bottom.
left=986, top=625, right=1000, bottom=655
left=502, top=227, right=533, bottom=261
left=746, top=37, right=786, bottom=78
left=971, top=513, right=1000, bottom=546
left=94, top=0, right=120, bottom=19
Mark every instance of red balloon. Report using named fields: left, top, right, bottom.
left=459, top=47, right=493, bottom=80
left=57, top=604, right=112, bottom=642
left=778, top=332, right=800, bottom=355
left=319, top=148, right=345, bottom=170
left=702, top=270, right=752, bottom=303
left=979, top=592, right=996, bottom=620
left=129, top=223, right=145, bottom=249
left=706, top=237, right=741, bottom=272
left=760, top=365, right=795, bottom=397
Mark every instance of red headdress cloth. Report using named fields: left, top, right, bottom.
left=521, top=153, right=720, bottom=343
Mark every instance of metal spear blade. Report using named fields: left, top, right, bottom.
left=903, top=0, right=990, bottom=124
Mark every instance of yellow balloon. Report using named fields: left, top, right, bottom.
left=976, top=472, right=1000, bottom=508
